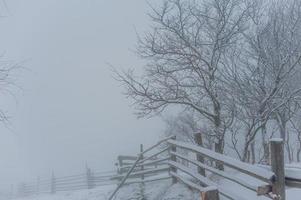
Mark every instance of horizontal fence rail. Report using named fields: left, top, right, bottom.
left=167, top=140, right=276, bottom=184
left=258, top=164, right=301, bottom=189
left=166, top=138, right=280, bottom=200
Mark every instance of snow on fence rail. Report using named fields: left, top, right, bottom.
left=109, top=136, right=286, bottom=200
left=168, top=140, right=275, bottom=183
left=258, top=164, right=301, bottom=189
left=284, top=165, right=301, bottom=188
left=167, top=138, right=283, bottom=200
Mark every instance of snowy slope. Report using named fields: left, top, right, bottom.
left=14, top=180, right=173, bottom=200
left=14, top=180, right=200, bottom=200
left=14, top=178, right=301, bottom=200
left=14, top=185, right=115, bottom=200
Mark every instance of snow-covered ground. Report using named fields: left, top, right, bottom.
left=13, top=178, right=301, bottom=200
left=13, top=185, right=115, bottom=200
left=14, top=180, right=195, bottom=200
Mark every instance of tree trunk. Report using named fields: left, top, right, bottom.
left=276, top=113, right=286, bottom=140
left=277, top=113, right=292, bottom=163
left=242, top=131, right=255, bottom=163
left=261, top=124, right=269, bottom=164
left=297, top=133, right=301, bottom=162
left=213, top=104, right=224, bottom=170
left=242, top=142, right=250, bottom=162
left=251, top=140, right=256, bottom=164
left=286, top=130, right=292, bottom=163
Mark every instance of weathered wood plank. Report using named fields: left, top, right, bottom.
left=168, top=161, right=246, bottom=200
left=119, top=157, right=170, bottom=171
left=124, top=176, right=171, bottom=185
left=138, top=147, right=170, bottom=164
left=285, top=178, right=301, bottom=188
left=170, top=171, right=205, bottom=191
left=118, top=155, right=138, bottom=161
left=201, top=188, right=220, bottom=200
left=168, top=140, right=275, bottom=183
left=141, top=135, right=175, bottom=155
left=257, top=185, right=272, bottom=196
left=111, top=166, right=170, bottom=180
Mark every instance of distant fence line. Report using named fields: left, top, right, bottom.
left=10, top=142, right=166, bottom=199
left=11, top=167, right=117, bottom=198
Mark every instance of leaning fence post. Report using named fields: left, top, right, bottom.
left=270, top=138, right=285, bottom=200
left=51, top=172, right=56, bottom=194
left=170, top=136, right=177, bottom=184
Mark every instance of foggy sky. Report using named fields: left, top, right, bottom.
left=0, top=0, right=164, bottom=187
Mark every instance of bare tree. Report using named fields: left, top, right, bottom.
left=290, top=115, right=301, bottom=162
left=0, top=59, right=20, bottom=123
left=116, top=0, right=301, bottom=167
left=252, top=0, right=301, bottom=161
left=116, top=0, right=252, bottom=169
left=224, top=0, right=301, bottom=163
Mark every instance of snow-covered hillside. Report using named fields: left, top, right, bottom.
left=14, top=180, right=198, bottom=200
left=14, top=179, right=301, bottom=200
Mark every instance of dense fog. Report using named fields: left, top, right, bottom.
left=0, top=0, right=163, bottom=190
left=2, top=0, right=301, bottom=199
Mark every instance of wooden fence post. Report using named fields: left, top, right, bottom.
left=140, top=144, right=146, bottom=199
left=20, top=183, right=25, bottom=197
left=201, top=188, right=219, bottom=200
left=118, top=156, right=123, bottom=174
left=51, top=172, right=56, bottom=194
left=140, top=144, right=144, bottom=182
left=10, top=184, right=14, bottom=199
left=86, top=165, right=95, bottom=189
left=36, top=176, right=40, bottom=195
left=270, top=138, right=285, bottom=200
left=195, top=133, right=205, bottom=176
left=170, top=136, right=177, bottom=184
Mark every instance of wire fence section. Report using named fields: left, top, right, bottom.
left=14, top=168, right=117, bottom=198
left=12, top=137, right=172, bottom=199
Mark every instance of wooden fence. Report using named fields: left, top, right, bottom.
left=13, top=136, right=287, bottom=200
left=109, top=136, right=286, bottom=200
